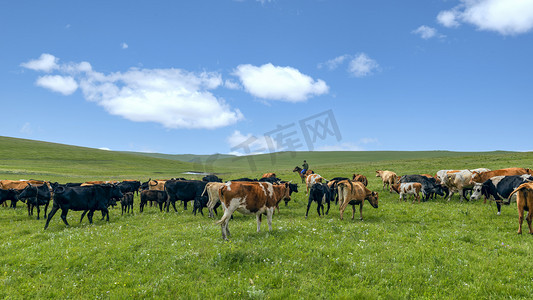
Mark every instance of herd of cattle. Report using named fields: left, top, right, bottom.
left=1, top=166, right=533, bottom=239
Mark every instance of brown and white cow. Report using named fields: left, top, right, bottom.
left=471, top=168, right=532, bottom=184
left=261, top=173, right=276, bottom=179
left=306, top=173, right=324, bottom=195
left=352, top=174, right=368, bottom=186
left=391, top=182, right=422, bottom=203
left=375, top=170, right=397, bottom=192
left=440, top=169, right=490, bottom=201
left=509, top=182, right=533, bottom=234
left=216, top=181, right=290, bottom=240
left=337, top=180, right=378, bottom=221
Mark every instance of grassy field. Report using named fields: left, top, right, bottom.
left=1, top=136, right=533, bottom=299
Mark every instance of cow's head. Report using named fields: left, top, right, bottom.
left=470, top=183, right=484, bottom=200
left=111, top=184, right=124, bottom=200
left=470, top=171, right=481, bottom=184
left=18, top=183, right=36, bottom=200
left=375, top=170, right=381, bottom=177
left=367, top=191, right=379, bottom=208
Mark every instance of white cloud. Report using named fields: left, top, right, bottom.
left=98, top=147, right=111, bottom=151
left=437, top=0, right=533, bottom=35
left=22, top=54, right=244, bottom=130
left=318, top=55, right=349, bottom=70
left=348, top=53, right=379, bottom=77
left=224, top=79, right=241, bottom=90
left=233, top=63, right=329, bottom=102
left=412, top=25, right=438, bottom=39
left=36, top=75, right=78, bottom=95
left=121, top=43, right=128, bottom=49
left=21, top=53, right=58, bottom=72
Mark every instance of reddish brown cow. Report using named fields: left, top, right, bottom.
left=352, top=174, right=368, bottom=186
left=261, top=173, right=276, bottom=179
left=471, top=168, right=532, bottom=184
left=216, top=181, right=290, bottom=240
left=509, top=182, right=533, bottom=234
left=337, top=180, right=378, bottom=221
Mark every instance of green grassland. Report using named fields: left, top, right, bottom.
left=1, top=136, right=533, bottom=299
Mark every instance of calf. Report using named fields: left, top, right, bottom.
left=306, top=183, right=333, bottom=218
left=121, top=192, right=134, bottom=215
left=18, top=183, right=51, bottom=220
left=391, top=182, right=422, bottom=203
left=337, top=180, right=379, bottom=221
left=216, top=181, right=290, bottom=240
left=470, top=175, right=533, bottom=215
left=508, top=182, right=533, bottom=234
left=400, top=175, right=445, bottom=200
left=375, top=170, right=397, bottom=192
left=139, top=190, right=167, bottom=212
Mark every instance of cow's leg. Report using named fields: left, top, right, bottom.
left=496, top=202, right=501, bottom=216
left=171, top=200, right=177, bottom=212
left=305, top=198, right=313, bottom=219
left=527, top=210, right=533, bottom=234
left=60, top=209, right=70, bottom=227
left=256, top=213, right=262, bottom=232
left=359, top=203, right=364, bottom=220
left=87, top=210, right=94, bottom=224
left=518, top=206, right=524, bottom=234
left=36, top=204, right=41, bottom=220
left=266, top=209, right=274, bottom=231
left=80, top=210, right=88, bottom=223
left=44, top=202, right=48, bottom=218
left=326, top=200, right=330, bottom=215
left=339, top=201, right=349, bottom=220
left=104, top=208, right=110, bottom=221
left=159, top=202, right=163, bottom=212
left=351, top=205, right=355, bottom=220
left=44, top=206, right=59, bottom=229
left=317, top=202, right=322, bottom=217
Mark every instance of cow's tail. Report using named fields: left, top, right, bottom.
left=201, top=184, right=209, bottom=197
left=507, top=183, right=529, bottom=204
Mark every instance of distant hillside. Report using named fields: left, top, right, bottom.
left=120, top=151, right=235, bottom=163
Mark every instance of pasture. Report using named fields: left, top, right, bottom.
left=1, top=136, right=533, bottom=298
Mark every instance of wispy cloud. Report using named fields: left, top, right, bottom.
left=412, top=25, right=444, bottom=39
left=121, top=42, right=128, bottom=49
left=320, top=53, right=380, bottom=77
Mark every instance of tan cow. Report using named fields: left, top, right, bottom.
left=471, top=168, right=532, bottom=184
left=352, top=174, right=368, bottom=186
left=202, top=182, right=226, bottom=218
left=375, top=170, right=398, bottom=192
left=391, top=182, right=423, bottom=203
left=148, top=180, right=167, bottom=191
left=337, top=180, right=378, bottom=221
left=509, top=182, right=533, bottom=234
left=261, top=173, right=276, bottom=179
left=216, top=181, right=291, bottom=240
left=81, top=180, right=119, bottom=186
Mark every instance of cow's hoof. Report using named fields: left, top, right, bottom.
left=497, top=212, right=501, bottom=216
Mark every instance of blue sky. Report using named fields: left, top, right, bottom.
left=1, top=0, right=533, bottom=154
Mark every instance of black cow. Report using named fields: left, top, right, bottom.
left=306, top=183, right=334, bottom=218
left=164, top=180, right=208, bottom=215
left=259, top=177, right=282, bottom=184
left=400, top=175, right=446, bottom=201
left=140, top=190, right=168, bottom=212
left=0, top=188, right=18, bottom=208
left=44, top=184, right=123, bottom=229
left=470, top=175, right=533, bottom=215
left=18, top=183, right=51, bottom=220
left=121, top=192, right=134, bottom=215
left=230, top=178, right=258, bottom=182
left=328, top=177, right=350, bottom=204
left=117, top=180, right=141, bottom=196
left=202, top=174, right=222, bottom=182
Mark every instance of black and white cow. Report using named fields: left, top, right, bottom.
left=306, top=182, right=334, bottom=218
left=470, top=175, right=533, bottom=215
